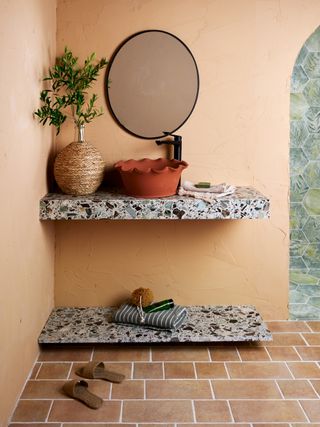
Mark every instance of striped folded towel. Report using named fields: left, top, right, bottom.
left=113, top=304, right=188, bottom=331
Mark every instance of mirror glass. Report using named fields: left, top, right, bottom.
left=106, top=30, right=199, bottom=139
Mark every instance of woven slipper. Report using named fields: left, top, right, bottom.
left=76, top=361, right=125, bottom=383
left=62, top=379, right=102, bottom=409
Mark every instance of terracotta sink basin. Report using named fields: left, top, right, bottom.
left=114, top=158, right=188, bottom=198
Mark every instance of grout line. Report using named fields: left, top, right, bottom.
left=90, top=346, right=94, bottom=361
left=235, top=346, right=242, bottom=361
left=265, top=347, right=272, bottom=361
left=109, top=382, right=113, bottom=400
left=226, top=399, right=235, bottom=423
left=284, top=362, right=296, bottom=379
left=299, top=332, right=309, bottom=346
left=193, top=361, right=197, bottom=379
left=67, top=362, right=73, bottom=379
left=304, top=321, right=314, bottom=332
left=207, top=346, right=212, bottom=362
left=274, top=379, right=285, bottom=400
left=224, top=362, right=231, bottom=379
left=45, top=399, right=54, bottom=423
left=264, top=346, right=273, bottom=361
left=308, top=379, right=320, bottom=398
left=293, top=346, right=303, bottom=360
left=119, top=399, right=123, bottom=422
left=131, top=362, right=134, bottom=379
left=143, top=379, right=146, bottom=400
left=191, top=399, right=196, bottom=423
left=162, top=361, right=165, bottom=379
left=34, top=362, right=43, bottom=379
left=297, top=399, right=311, bottom=423
left=149, top=347, right=152, bottom=362
left=18, top=396, right=320, bottom=401
left=209, top=378, right=215, bottom=399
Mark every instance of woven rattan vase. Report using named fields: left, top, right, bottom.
left=54, top=125, right=105, bottom=196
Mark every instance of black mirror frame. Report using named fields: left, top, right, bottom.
left=105, top=29, right=200, bottom=140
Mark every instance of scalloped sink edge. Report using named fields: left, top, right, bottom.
left=114, top=158, right=188, bottom=198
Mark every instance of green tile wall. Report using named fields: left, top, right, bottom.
left=290, top=26, right=320, bottom=319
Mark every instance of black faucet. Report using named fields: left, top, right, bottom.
left=155, top=131, right=182, bottom=161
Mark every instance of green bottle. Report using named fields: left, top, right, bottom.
left=143, top=299, right=174, bottom=313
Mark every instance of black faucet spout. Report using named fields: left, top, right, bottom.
left=155, top=132, right=182, bottom=161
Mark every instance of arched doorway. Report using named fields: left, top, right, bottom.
left=290, top=26, right=320, bottom=319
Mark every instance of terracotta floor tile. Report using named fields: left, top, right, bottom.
left=266, top=321, right=309, bottom=332
left=277, top=379, right=318, bottom=398
left=60, top=425, right=134, bottom=427
left=138, top=424, right=174, bottom=427
left=70, top=362, right=132, bottom=379
left=266, top=346, right=300, bottom=361
left=307, top=321, right=320, bottom=332
left=292, top=424, right=320, bottom=427
left=111, top=380, right=144, bottom=399
left=48, top=400, right=121, bottom=422
left=230, top=400, right=306, bottom=422
left=152, top=345, right=209, bottom=361
left=11, top=400, right=52, bottom=422
left=264, top=333, right=306, bottom=346
left=302, top=332, right=320, bottom=345
left=164, top=362, right=195, bottom=379
left=296, top=346, right=320, bottom=361
left=37, top=363, right=71, bottom=379
left=122, top=400, right=193, bottom=422
left=227, top=362, right=291, bottom=379
left=287, top=362, right=320, bottom=378
left=133, top=362, right=163, bottom=379
left=237, top=346, right=270, bottom=361
left=212, top=379, right=281, bottom=399
left=93, top=345, right=149, bottom=361
left=21, top=379, right=110, bottom=399
left=311, top=379, right=320, bottom=394
left=194, top=400, right=232, bottom=422
left=300, top=400, right=320, bottom=422
left=146, top=379, right=212, bottom=399
left=179, top=425, right=250, bottom=427
left=252, top=424, right=290, bottom=427
left=38, top=346, right=93, bottom=362
left=9, top=424, right=60, bottom=427
left=195, top=362, right=228, bottom=378
left=209, top=345, right=240, bottom=361
left=252, top=423, right=290, bottom=427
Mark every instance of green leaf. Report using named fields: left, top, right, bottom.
left=34, top=46, right=108, bottom=131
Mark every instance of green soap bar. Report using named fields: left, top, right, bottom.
left=195, top=182, right=211, bottom=188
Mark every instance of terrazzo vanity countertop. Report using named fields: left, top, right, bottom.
left=39, top=187, right=270, bottom=220
left=38, top=305, right=272, bottom=344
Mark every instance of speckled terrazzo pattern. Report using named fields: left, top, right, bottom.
left=38, top=305, right=272, bottom=344
left=290, top=26, right=320, bottom=320
left=40, top=187, right=269, bottom=220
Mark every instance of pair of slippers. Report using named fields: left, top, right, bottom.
left=62, top=361, right=125, bottom=409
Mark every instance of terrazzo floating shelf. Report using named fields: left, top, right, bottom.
left=38, top=305, right=272, bottom=344
left=39, top=187, right=270, bottom=220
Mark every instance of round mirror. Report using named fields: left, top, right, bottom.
left=106, top=30, right=199, bottom=139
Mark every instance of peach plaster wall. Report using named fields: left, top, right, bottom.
left=55, top=0, right=320, bottom=319
left=0, top=1, right=56, bottom=425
